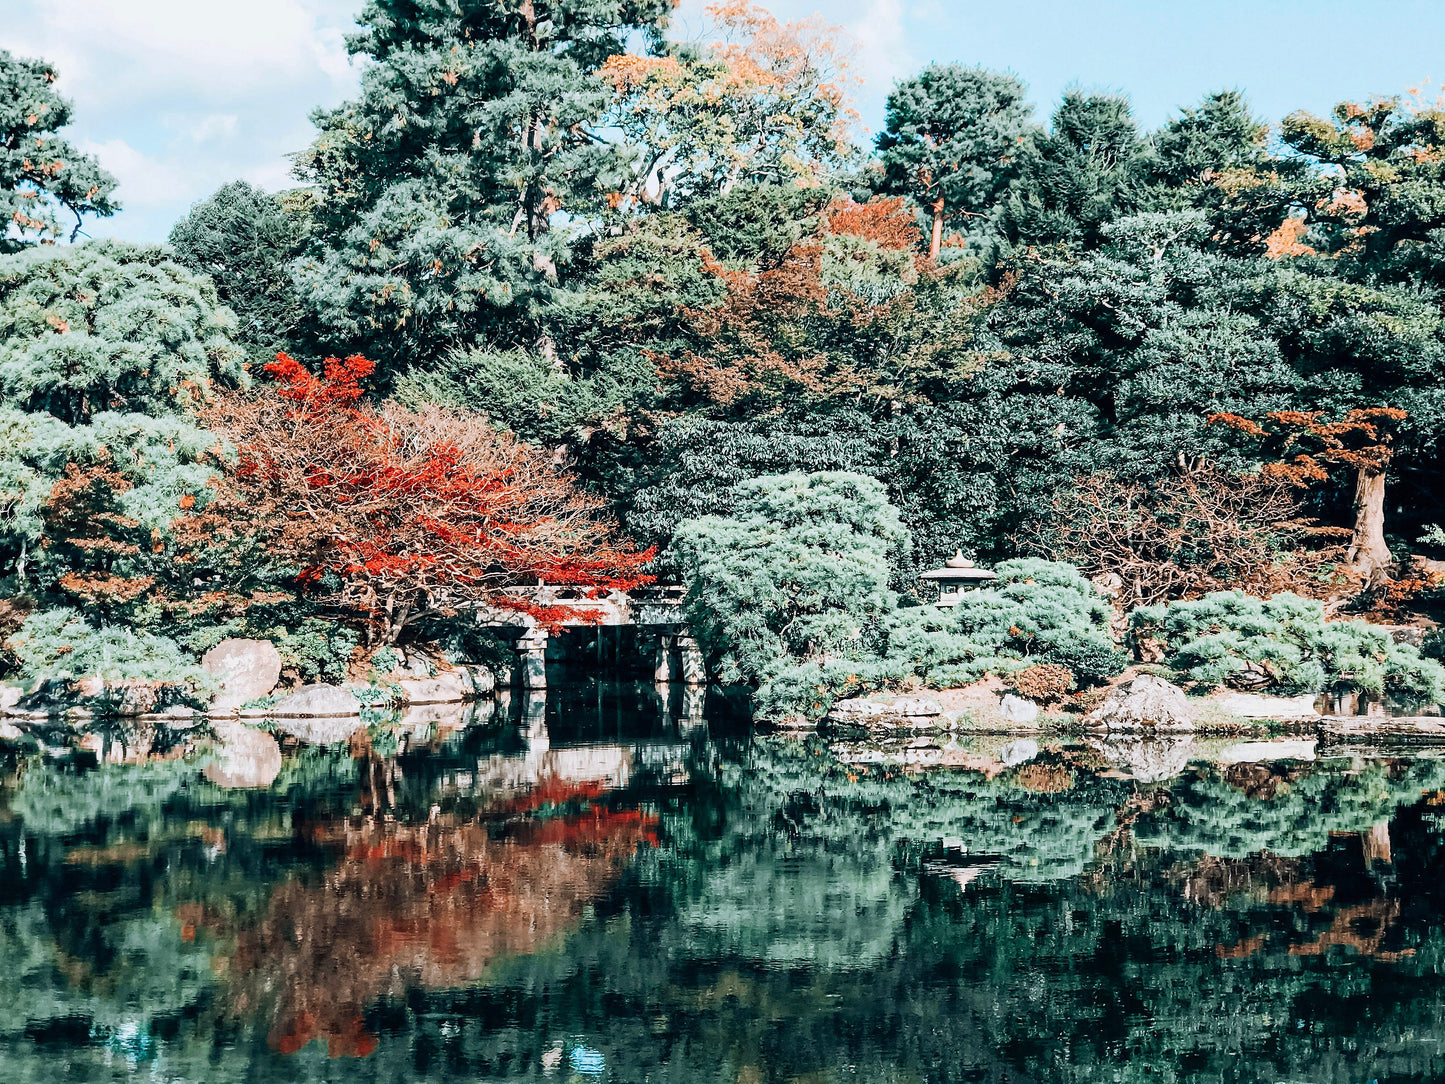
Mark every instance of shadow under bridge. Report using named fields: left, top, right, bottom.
left=476, top=585, right=704, bottom=690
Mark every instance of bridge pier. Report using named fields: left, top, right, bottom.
left=677, top=633, right=706, bottom=686
left=516, top=628, right=549, bottom=689
left=650, top=630, right=706, bottom=685
left=653, top=633, right=674, bottom=683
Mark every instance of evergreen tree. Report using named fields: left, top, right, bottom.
left=0, top=241, right=245, bottom=625
left=292, top=0, right=676, bottom=370
left=168, top=181, right=311, bottom=362
left=1005, top=90, right=1144, bottom=247
left=875, top=64, right=1037, bottom=259
left=0, top=49, right=118, bottom=251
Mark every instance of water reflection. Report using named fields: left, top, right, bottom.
left=3, top=684, right=1445, bottom=1080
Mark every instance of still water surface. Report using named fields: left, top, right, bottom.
left=2, top=682, right=1445, bottom=1082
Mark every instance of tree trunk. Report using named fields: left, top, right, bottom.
left=929, top=197, right=944, bottom=261
left=1347, top=465, right=1392, bottom=582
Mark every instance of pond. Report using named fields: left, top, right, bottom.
left=2, top=680, right=1445, bottom=1082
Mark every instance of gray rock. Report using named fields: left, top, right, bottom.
left=830, top=696, right=942, bottom=718
left=829, top=699, right=894, bottom=719
left=203, top=638, right=282, bottom=713
left=271, top=683, right=363, bottom=717
left=891, top=696, right=944, bottom=717
left=1086, top=674, right=1195, bottom=732
left=1210, top=691, right=1319, bottom=722
left=1000, top=738, right=1040, bottom=766
left=1087, top=735, right=1194, bottom=783
left=393, top=651, right=434, bottom=679
left=393, top=667, right=494, bottom=708
left=271, top=715, right=365, bottom=746
left=204, top=722, right=282, bottom=788
left=0, top=685, right=20, bottom=713
left=999, top=694, right=1039, bottom=725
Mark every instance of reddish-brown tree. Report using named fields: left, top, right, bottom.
left=662, top=196, right=993, bottom=413
left=1034, top=463, right=1348, bottom=610
left=1211, top=407, right=1406, bottom=583
left=197, top=353, right=653, bottom=643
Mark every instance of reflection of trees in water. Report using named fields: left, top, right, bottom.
left=186, top=777, right=658, bottom=1058
left=1132, top=757, right=1445, bottom=858
left=12, top=735, right=1445, bottom=1080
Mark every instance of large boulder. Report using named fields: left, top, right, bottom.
left=826, top=694, right=946, bottom=735
left=1209, top=691, right=1319, bottom=722
left=999, top=694, right=1039, bottom=725
left=395, top=666, right=494, bottom=705
left=1086, top=674, right=1195, bottom=732
left=270, top=683, right=363, bottom=717
left=204, top=722, right=282, bottom=788
left=203, top=639, right=282, bottom=713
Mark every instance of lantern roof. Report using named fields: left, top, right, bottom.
left=918, top=550, right=998, bottom=582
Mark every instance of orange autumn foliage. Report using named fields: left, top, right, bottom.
left=184, top=780, right=658, bottom=1060
left=597, top=1, right=856, bottom=205
left=1210, top=406, right=1407, bottom=582
left=1263, top=217, right=1315, bottom=259
left=198, top=353, right=653, bottom=641
left=1209, top=407, right=1406, bottom=481
left=660, top=196, right=989, bottom=411
left=823, top=195, right=922, bottom=251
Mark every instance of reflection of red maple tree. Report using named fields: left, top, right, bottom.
left=180, top=778, right=657, bottom=1058
left=195, top=353, right=653, bottom=643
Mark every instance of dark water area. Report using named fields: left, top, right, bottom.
left=3, top=684, right=1445, bottom=1081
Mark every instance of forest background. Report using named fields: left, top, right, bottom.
left=4, top=0, right=1445, bottom=717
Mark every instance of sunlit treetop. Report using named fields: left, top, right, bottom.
left=598, top=1, right=859, bottom=210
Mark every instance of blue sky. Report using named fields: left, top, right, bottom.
left=5, top=0, right=1445, bottom=243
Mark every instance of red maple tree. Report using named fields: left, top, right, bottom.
left=197, top=353, right=653, bottom=643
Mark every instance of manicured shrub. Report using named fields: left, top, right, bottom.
left=6, top=608, right=212, bottom=692
left=672, top=471, right=909, bottom=691
left=1010, top=663, right=1076, bottom=701
left=886, top=558, right=1123, bottom=687
left=1129, top=591, right=1445, bottom=699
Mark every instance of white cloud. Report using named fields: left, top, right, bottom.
left=848, top=0, right=914, bottom=90
left=187, top=114, right=240, bottom=143
left=0, top=0, right=360, bottom=241
left=242, top=157, right=302, bottom=193
left=79, top=138, right=197, bottom=211
left=6, top=0, right=355, bottom=106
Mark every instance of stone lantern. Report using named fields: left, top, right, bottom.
left=918, top=550, right=997, bottom=608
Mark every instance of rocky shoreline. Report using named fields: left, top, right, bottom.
left=0, top=636, right=504, bottom=769
left=810, top=673, right=1445, bottom=742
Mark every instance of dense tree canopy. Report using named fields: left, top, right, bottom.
left=9, top=11, right=1445, bottom=691
left=291, top=0, right=677, bottom=368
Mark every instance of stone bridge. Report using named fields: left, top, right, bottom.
left=478, top=586, right=704, bottom=690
